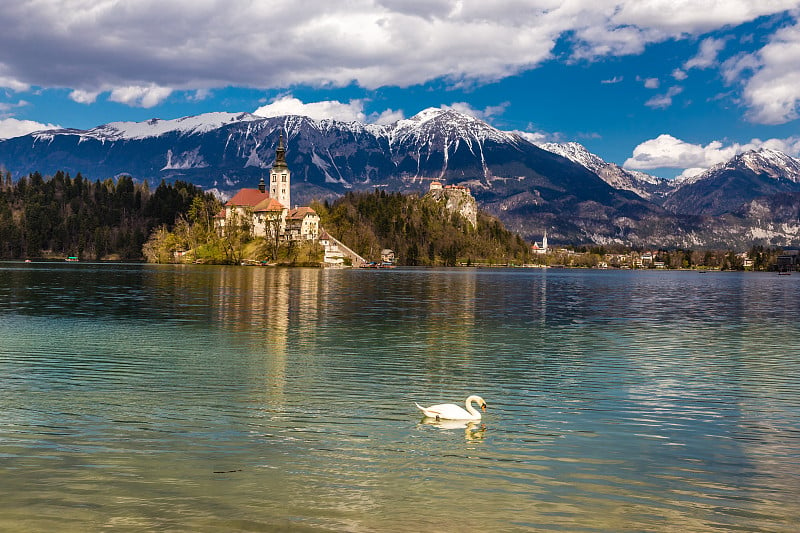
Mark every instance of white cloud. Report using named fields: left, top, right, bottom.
left=0, top=118, right=59, bottom=139
left=643, top=77, right=660, bottom=89
left=645, top=86, right=683, bottom=109
left=683, top=37, right=728, bottom=70
left=69, top=89, right=100, bottom=104
left=252, top=97, right=510, bottom=125
left=0, top=99, right=29, bottom=113
left=677, top=167, right=709, bottom=180
left=0, top=1, right=795, bottom=97
left=512, top=120, right=560, bottom=145
left=721, top=52, right=760, bottom=84
left=513, top=130, right=552, bottom=145
left=253, top=96, right=367, bottom=122
left=108, top=85, right=173, bottom=108
left=725, top=20, right=800, bottom=124
left=601, top=76, right=624, bottom=84
left=672, top=68, right=688, bottom=80
left=370, top=108, right=405, bottom=125
left=188, top=89, right=212, bottom=102
left=443, top=101, right=510, bottom=121
left=612, top=1, right=799, bottom=34
left=624, top=133, right=800, bottom=172
left=0, top=75, right=30, bottom=92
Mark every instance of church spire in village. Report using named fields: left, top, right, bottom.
left=269, top=131, right=291, bottom=209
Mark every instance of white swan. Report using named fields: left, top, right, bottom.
left=415, top=395, right=487, bottom=420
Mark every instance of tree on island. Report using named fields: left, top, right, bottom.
left=0, top=171, right=214, bottom=260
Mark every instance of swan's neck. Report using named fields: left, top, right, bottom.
left=465, top=398, right=481, bottom=418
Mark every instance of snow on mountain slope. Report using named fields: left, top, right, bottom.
left=538, top=141, right=672, bottom=200
left=677, top=148, right=800, bottom=186
left=390, top=108, right=519, bottom=146
left=82, top=112, right=264, bottom=141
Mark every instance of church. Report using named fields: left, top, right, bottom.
left=215, top=134, right=320, bottom=241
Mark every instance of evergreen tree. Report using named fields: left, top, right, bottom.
left=0, top=171, right=216, bottom=260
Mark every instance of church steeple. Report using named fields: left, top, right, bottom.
left=274, top=133, right=287, bottom=169
left=269, top=131, right=291, bottom=209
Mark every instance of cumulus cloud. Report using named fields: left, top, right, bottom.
left=443, top=101, right=510, bottom=120
left=69, top=89, right=100, bottom=104
left=0, top=75, right=30, bottom=92
left=0, top=1, right=795, bottom=102
left=251, top=96, right=512, bottom=125
left=188, top=89, right=212, bottom=102
left=643, top=77, right=660, bottom=89
left=645, top=86, right=683, bottom=109
left=513, top=130, right=552, bottom=145
left=624, top=133, right=800, bottom=173
left=725, top=20, right=800, bottom=124
left=0, top=118, right=59, bottom=139
left=512, top=121, right=561, bottom=145
left=108, top=85, right=173, bottom=108
left=370, top=108, right=405, bottom=125
left=254, top=96, right=368, bottom=122
left=612, top=1, right=798, bottom=33
left=672, top=68, right=688, bottom=80
left=683, top=37, right=728, bottom=70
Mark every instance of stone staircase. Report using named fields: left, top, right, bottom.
left=319, top=229, right=367, bottom=267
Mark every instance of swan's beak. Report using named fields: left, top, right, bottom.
left=481, top=403, right=487, bottom=412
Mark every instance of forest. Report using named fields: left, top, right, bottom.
left=312, top=190, right=532, bottom=266
left=0, top=170, right=216, bottom=260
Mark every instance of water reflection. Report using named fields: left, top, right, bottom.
left=1, top=264, right=799, bottom=532
left=419, top=418, right=488, bottom=440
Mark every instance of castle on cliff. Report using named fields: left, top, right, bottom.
left=426, top=180, right=477, bottom=228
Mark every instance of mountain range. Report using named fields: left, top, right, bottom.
left=1, top=108, right=798, bottom=249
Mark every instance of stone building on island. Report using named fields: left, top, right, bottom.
left=215, top=134, right=320, bottom=241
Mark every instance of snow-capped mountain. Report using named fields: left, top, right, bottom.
left=682, top=148, right=800, bottom=185
left=663, top=148, right=800, bottom=216
left=2, top=109, right=800, bottom=247
left=35, top=112, right=265, bottom=143
left=538, top=141, right=675, bottom=200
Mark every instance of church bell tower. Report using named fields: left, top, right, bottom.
left=269, top=132, right=291, bottom=209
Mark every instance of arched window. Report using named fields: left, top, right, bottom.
left=282, top=174, right=287, bottom=182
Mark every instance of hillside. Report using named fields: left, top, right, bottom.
left=314, top=190, right=530, bottom=266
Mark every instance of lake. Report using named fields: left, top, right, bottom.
left=1, top=263, right=799, bottom=532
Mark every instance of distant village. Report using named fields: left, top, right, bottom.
left=522, top=244, right=799, bottom=272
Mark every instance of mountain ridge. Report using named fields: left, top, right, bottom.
left=2, top=108, right=799, bottom=248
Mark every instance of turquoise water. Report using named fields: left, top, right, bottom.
left=1, top=263, right=799, bottom=531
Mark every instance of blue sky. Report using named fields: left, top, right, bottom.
left=2, top=1, right=800, bottom=179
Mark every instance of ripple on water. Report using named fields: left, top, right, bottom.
left=1, top=266, right=800, bottom=531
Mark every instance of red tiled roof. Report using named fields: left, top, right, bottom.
left=225, top=188, right=270, bottom=207
left=254, top=197, right=285, bottom=212
left=286, top=206, right=317, bottom=219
